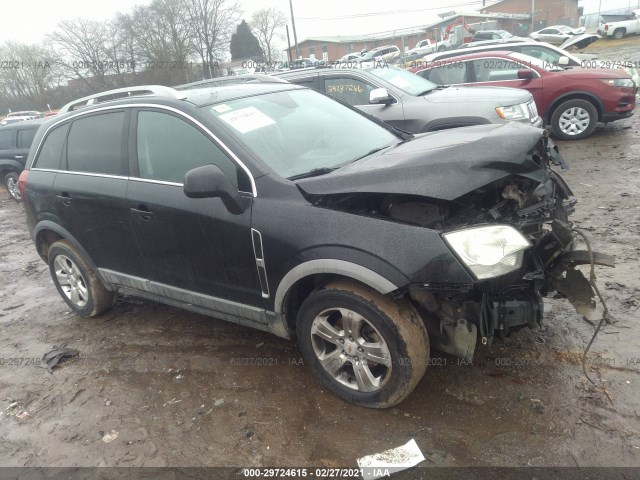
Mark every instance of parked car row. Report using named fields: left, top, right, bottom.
left=17, top=81, right=612, bottom=408
left=0, top=111, right=44, bottom=126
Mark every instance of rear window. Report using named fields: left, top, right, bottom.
left=17, top=127, right=38, bottom=149
left=34, top=124, right=70, bottom=170
left=66, top=112, right=126, bottom=175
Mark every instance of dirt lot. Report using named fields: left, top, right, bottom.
left=1, top=40, right=639, bottom=473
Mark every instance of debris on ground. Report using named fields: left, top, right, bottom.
left=16, top=411, right=30, bottom=420
left=357, top=439, right=425, bottom=479
left=530, top=399, right=546, bottom=413
left=102, top=430, right=119, bottom=443
left=214, top=398, right=225, bottom=406
left=40, top=344, right=79, bottom=373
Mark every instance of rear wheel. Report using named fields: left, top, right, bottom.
left=296, top=281, right=429, bottom=408
left=550, top=99, right=598, bottom=140
left=612, top=28, right=625, bottom=40
left=48, top=240, right=116, bottom=317
left=4, top=172, right=21, bottom=202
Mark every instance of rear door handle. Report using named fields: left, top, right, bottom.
left=57, top=192, right=71, bottom=206
left=14, top=155, right=24, bottom=160
left=130, top=205, right=153, bottom=221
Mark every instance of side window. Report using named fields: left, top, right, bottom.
left=519, top=46, right=560, bottom=65
left=290, top=77, right=317, bottom=91
left=471, top=59, right=521, bottom=82
left=67, top=112, right=126, bottom=175
left=34, top=124, right=70, bottom=170
left=136, top=110, right=241, bottom=189
left=421, top=62, right=467, bottom=85
left=0, top=129, right=14, bottom=150
left=324, top=76, right=375, bottom=106
left=17, top=127, right=38, bottom=149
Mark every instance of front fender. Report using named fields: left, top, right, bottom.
left=273, top=258, right=399, bottom=314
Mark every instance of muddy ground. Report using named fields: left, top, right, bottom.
left=1, top=39, right=639, bottom=473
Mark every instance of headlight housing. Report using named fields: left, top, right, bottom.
left=496, top=102, right=531, bottom=121
left=601, top=78, right=635, bottom=88
left=443, top=225, right=531, bottom=280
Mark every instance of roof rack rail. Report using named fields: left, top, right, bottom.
left=175, top=74, right=288, bottom=91
left=59, top=85, right=187, bottom=113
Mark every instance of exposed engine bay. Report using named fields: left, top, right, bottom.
left=302, top=135, right=614, bottom=361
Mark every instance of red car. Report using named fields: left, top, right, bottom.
left=410, top=50, right=637, bottom=140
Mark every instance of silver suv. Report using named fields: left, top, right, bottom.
left=275, top=66, right=541, bottom=133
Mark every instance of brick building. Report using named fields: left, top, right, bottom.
left=286, top=11, right=531, bottom=62
left=481, top=0, right=580, bottom=30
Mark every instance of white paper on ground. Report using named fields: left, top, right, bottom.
left=357, top=438, right=425, bottom=479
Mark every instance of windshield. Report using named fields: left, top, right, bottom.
left=509, top=52, right=565, bottom=71
left=202, top=89, right=399, bottom=179
left=368, top=67, right=438, bottom=95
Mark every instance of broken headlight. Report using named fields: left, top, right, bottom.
left=444, top=225, right=531, bottom=280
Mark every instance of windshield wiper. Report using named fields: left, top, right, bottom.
left=288, top=167, right=338, bottom=180
left=416, top=87, right=439, bottom=95
left=350, top=144, right=397, bottom=163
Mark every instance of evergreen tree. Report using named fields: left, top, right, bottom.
left=230, top=20, right=264, bottom=61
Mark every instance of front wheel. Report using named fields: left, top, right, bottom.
left=550, top=99, right=598, bottom=140
left=4, top=172, right=21, bottom=202
left=296, top=281, right=429, bottom=408
left=48, top=240, right=116, bottom=317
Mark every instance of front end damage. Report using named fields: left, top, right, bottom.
left=405, top=134, right=615, bottom=360
left=301, top=130, right=614, bottom=361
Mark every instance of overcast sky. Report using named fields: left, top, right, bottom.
left=0, top=0, right=495, bottom=46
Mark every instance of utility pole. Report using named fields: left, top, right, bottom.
left=289, top=0, right=300, bottom=59
left=530, top=0, right=535, bottom=32
left=286, top=25, right=293, bottom=63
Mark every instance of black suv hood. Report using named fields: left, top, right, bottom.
left=296, top=123, right=548, bottom=201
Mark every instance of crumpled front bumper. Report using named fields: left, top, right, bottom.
left=536, top=220, right=615, bottom=321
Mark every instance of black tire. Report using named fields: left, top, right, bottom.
left=48, top=240, right=116, bottom=317
left=550, top=99, right=598, bottom=141
left=4, top=172, right=21, bottom=202
left=296, top=281, right=429, bottom=408
left=612, top=29, right=625, bottom=40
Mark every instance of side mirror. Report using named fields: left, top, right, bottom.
left=369, top=87, right=395, bottom=105
left=517, top=69, right=535, bottom=79
left=183, top=164, right=245, bottom=215
left=558, top=56, right=569, bottom=65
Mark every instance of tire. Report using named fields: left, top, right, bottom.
left=296, top=281, right=429, bottom=408
left=4, top=172, right=21, bottom=202
left=48, top=240, right=116, bottom=317
left=612, top=29, right=625, bottom=40
left=550, top=99, right=598, bottom=140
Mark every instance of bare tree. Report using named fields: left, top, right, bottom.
left=0, top=42, right=61, bottom=103
left=131, top=0, right=195, bottom=84
left=186, top=0, right=242, bottom=78
left=47, top=18, right=120, bottom=90
left=250, top=8, right=286, bottom=64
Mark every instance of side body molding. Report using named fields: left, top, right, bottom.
left=274, top=259, right=399, bottom=314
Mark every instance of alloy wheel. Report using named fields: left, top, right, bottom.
left=310, top=307, right=392, bottom=392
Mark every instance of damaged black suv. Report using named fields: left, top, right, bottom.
left=20, top=82, right=612, bottom=408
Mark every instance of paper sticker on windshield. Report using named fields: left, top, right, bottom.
left=212, top=104, right=232, bottom=113
left=219, top=107, right=275, bottom=133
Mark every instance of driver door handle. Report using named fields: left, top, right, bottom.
left=130, top=204, right=153, bottom=221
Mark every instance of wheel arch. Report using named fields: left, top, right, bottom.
left=274, top=259, right=400, bottom=331
left=545, top=91, right=604, bottom=123
left=33, top=221, right=102, bottom=278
